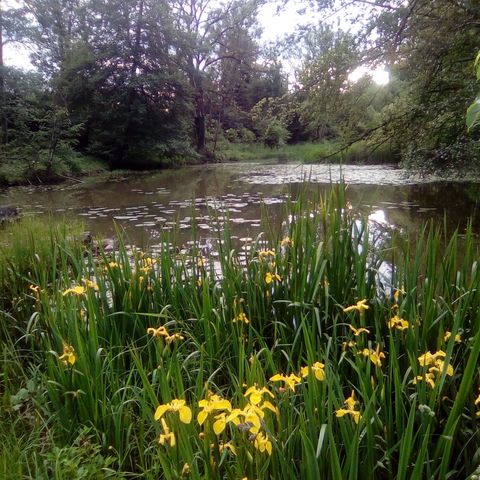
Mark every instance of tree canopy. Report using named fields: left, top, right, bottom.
left=0, top=0, right=479, bottom=178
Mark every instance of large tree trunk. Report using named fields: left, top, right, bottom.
left=0, top=2, right=7, bottom=145
left=194, top=108, right=205, bottom=152
left=192, top=70, right=206, bottom=152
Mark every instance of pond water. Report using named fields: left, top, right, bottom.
left=1, top=162, right=479, bottom=246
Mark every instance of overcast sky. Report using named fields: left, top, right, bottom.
left=4, top=0, right=389, bottom=84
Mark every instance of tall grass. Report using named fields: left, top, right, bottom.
left=0, top=154, right=108, bottom=187
left=218, top=140, right=397, bottom=165
left=1, top=186, right=479, bottom=478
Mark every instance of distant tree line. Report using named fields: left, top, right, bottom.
left=295, top=0, right=480, bottom=173
left=0, top=0, right=288, bottom=177
left=0, top=0, right=479, bottom=180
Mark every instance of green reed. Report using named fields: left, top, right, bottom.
left=1, top=185, right=479, bottom=479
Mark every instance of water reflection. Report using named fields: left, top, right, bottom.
left=0, top=163, right=478, bottom=245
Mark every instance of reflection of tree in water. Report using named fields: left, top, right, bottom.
left=4, top=166, right=480, bottom=247
left=365, top=210, right=396, bottom=298
left=405, top=182, right=480, bottom=234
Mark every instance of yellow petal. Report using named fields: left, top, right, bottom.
left=248, top=391, right=262, bottom=405
left=226, top=409, right=242, bottom=425
left=266, top=440, right=272, bottom=455
left=213, top=418, right=226, bottom=435
left=214, top=399, right=232, bottom=411
left=197, top=410, right=208, bottom=426
left=154, top=405, right=169, bottom=421
left=314, top=368, right=325, bottom=381
left=261, top=400, right=278, bottom=414
left=352, top=411, right=361, bottom=424
left=179, top=406, right=192, bottom=424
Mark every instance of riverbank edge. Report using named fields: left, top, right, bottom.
left=1, top=140, right=475, bottom=189
left=215, top=139, right=400, bottom=165
left=0, top=141, right=398, bottom=188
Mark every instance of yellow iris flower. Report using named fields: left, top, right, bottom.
left=349, top=324, right=370, bottom=336
left=63, top=285, right=85, bottom=296
left=147, top=326, right=169, bottom=337
left=388, top=315, right=410, bottom=330
left=58, top=344, right=77, bottom=366
left=233, top=312, right=249, bottom=324
left=300, top=362, right=326, bottom=381
left=361, top=344, right=386, bottom=367
left=147, top=325, right=184, bottom=343
left=336, top=390, right=361, bottom=424
left=270, top=372, right=301, bottom=392
left=154, top=399, right=192, bottom=424
left=29, top=284, right=42, bottom=296
left=258, top=249, right=275, bottom=260
left=265, top=272, right=281, bottom=284
left=158, top=418, right=176, bottom=447
left=414, top=350, right=454, bottom=389
left=444, top=331, right=461, bottom=343
left=197, top=394, right=232, bottom=429
left=343, top=299, right=369, bottom=313
left=244, top=384, right=275, bottom=405
left=280, top=236, right=292, bottom=247
left=218, top=441, right=237, bottom=456
left=253, top=432, right=272, bottom=455
left=82, top=278, right=99, bottom=291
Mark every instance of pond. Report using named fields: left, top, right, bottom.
left=1, top=162, right=479, bottom=246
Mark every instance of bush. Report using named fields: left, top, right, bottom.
left=261, top=119, right=290, bottom=148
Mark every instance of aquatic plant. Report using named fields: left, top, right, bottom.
left=1, top=186, right=479, bottom=479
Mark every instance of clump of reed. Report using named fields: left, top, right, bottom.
left=1, top=186, right=479, bottom=479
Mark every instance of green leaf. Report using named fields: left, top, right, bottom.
left=475, top=51, right=480, bottom=80
left=466, top=97, right=480, bottom=131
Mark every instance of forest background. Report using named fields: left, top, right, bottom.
left=1, top=0, right=479, bottom=184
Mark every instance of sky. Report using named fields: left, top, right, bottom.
left=4, top=0, right=389, bottom=85
left=257, top=0, right=390, bottom=85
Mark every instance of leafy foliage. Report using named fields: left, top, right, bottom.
left=0, top=68, right=84, bottom=182
left=466, top=51, right=480, bottom=132
left=306, top=0, right=480, bottom=172
left=2, top=0, right=480, bottom=177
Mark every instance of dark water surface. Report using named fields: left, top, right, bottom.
left=1, top=163, right=479, bottom=245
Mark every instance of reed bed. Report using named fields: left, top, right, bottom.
left=1, top=187, right=479, bottom=479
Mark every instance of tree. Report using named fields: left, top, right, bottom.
left=0, top=68, right=83, bottom=182
left=23, top=0, right=194, bottom=167
left=296, top=25, right=359, bottom=140
left=167, top=0, right=261, bottom=153
left=210, top=18, right=260, bottom=132
left=309, top=0, right=480, bottom=171
left=251, top=96, right=290, bottom=147
left=0, top=0, right=30, bottom=144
